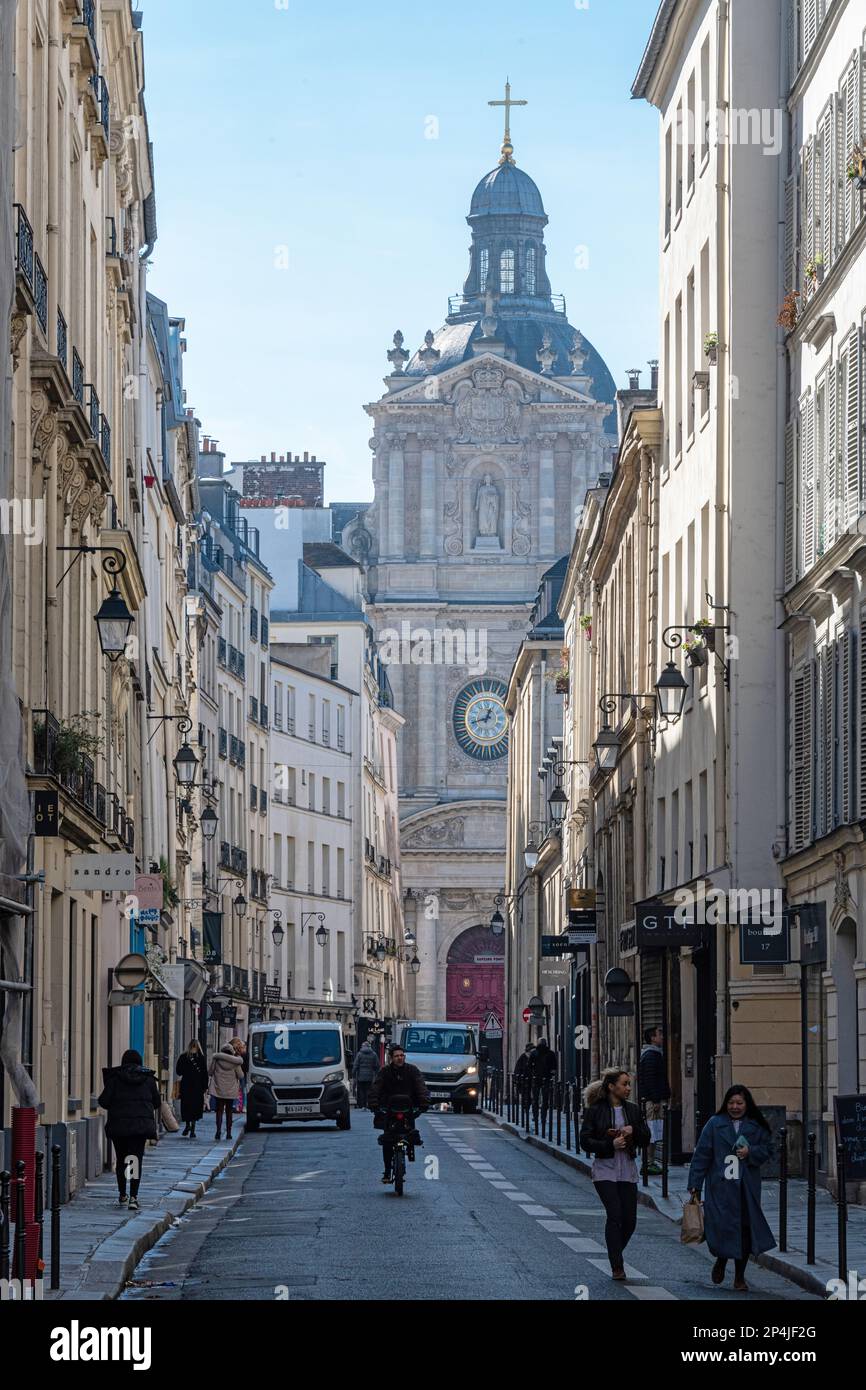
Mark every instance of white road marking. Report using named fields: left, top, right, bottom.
left=480, top=1171, right=507, bottom=1180
left=502, top=1190, right=534, bottom=1202
left=519, top=1205, right=556, bottom=1217
left=538, top=1219, right=579, bottom=1233
left=559, top=1236, right=605, bottom=1253
left=626, top=1286, right=679, bottom=1300
left=489, top=1181, right=516, bottom=1189
left=586, top=1257, right=648, bottom=1280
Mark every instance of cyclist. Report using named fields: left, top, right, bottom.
left=368, top=1044, right=430, bottom=1183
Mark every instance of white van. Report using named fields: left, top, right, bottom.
left=246, top=1020, right=351, bottom=1130
left=399, top=1021, right=481, bottom=1113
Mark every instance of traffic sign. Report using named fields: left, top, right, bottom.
left=482, top=1011, right=502, bottom=1035
left=522, top=1006, right=532, bottom=1023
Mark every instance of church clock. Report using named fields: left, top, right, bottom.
left=452, top=679, right=509, bottom=761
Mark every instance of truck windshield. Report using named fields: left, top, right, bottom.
left=251, top=1029, right=341, bottom=1068
left=403, top=1028, right=475, bottom=1055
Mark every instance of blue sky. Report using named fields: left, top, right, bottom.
left=139, top=0, right=660, bottom=502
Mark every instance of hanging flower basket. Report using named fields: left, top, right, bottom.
left=804, top=255, right=824, bottom=287
left=777, top=291, right=799, bottom=333
left=144, top=474, right=157, bottom=489
left=847, top=144, right=866, bottom=190
left=683, top=639, right=708, bottom=668
left=703, top=332, right=718, bottom=365
left=579, top=614, right=592, bottom=641
left=691, top=618, right=715, bottom=652
left=555, top=674, right=569, bottom=695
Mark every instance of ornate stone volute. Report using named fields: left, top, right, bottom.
left=387, top=330, right=410, bottom=375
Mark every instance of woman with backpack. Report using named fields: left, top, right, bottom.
left=579, top=1067, right=651, bottom=1280
left=98, top=1049, right=161, bottom=1211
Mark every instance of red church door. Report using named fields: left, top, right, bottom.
left=445, top=924, right=505, bottom=1027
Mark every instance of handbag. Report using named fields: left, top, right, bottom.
left=160, top=1099, right=179, bottom=1133
left=171, top=1080, right=181, bottom=1101
left=681, top=1191, right=705, bottom=1244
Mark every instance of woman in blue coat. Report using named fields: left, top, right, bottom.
left=687, top=1084, right=775, bottom=1291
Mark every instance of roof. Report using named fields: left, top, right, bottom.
left=272, top=562, right=365, bottom=623
left=303, top=541, right=362, bottom=571
left=469, top=162, right=547, bottom=220
left=632, top=0, right=680, bottom=100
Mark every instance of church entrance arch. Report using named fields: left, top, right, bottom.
left=445, top=924, right=505, bottom=1069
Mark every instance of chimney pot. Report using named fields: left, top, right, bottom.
left=303, top=451, right=308, bottom=462
left=648, top=359, right=659, bottom=392
left=261, top=455, right=266, bottom=463
left=271, top=452, right=276, bottom=463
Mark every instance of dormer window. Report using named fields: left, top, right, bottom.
left=479, top=247, right=489, bottom=292
left=525, top=246, right=536, bottom=295
left=500, top=248, right=515, bottom=294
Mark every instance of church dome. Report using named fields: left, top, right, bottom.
left=469, top=162, right=546, bottom=220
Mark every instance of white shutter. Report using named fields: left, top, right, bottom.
left=827, top=361, right=838, bottom=545
left=820, top=101, right=834, bottom=268
left=860, top=606, right=866, bottom=817
left=841, top=630, right=855, bottom=823
left=785, top=417, right=798, bottom=588
left=803, top=0, right=818, bottom=61
left=786, top=0, right=800, bottom=89
left=803, top=140, right=815, bottom=275
left=844, top=327, right=862, bottom=527
left=802, top=391, right=816, bottom=571
left=793, top=663, right=814, bottom=851
left=840, top=64, right=857, bottom=243
left=784, top=174, right=796, bottom=290
left=820, top=644, right=834, bottom=835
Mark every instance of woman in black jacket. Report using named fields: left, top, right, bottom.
left=98, top=1049, right=161, bottom=1211
left=175, top=1040, right=208, bottom=1138
left=579, top=1067, right=651, bottom=1279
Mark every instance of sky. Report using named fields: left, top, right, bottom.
left=138, top=0, right=660, bottom=504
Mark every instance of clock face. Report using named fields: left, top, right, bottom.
left=453, top=679, right=509, bottom=761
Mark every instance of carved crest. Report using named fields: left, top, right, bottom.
left=451, top=367, right=523, bottom=444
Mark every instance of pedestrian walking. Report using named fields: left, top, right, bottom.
left=637, top=1025, right=670, bottom=1175
left=529, top=1038, right=557, bottom=1126
left=513, top=1042, right=534, bottom=1105
left=352, top=1038, right=380, bottom=1110
left=580, top=1067, right=651, bottom=1280
left=175, top=1039, right=208, bottom=1139
left=230, top=1036, right=249, bottom=1115
left=687, top=1084, right=775, bottom=1292
left=98, top=1048, right=161, bottom=1212
left=208, top=1043, right=244, bottom=1141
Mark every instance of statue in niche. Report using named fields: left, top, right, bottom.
left=475, top=473, right=500, bottom=541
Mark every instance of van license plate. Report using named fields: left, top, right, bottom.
left=280, top=1103, right=318, bottom=1115
left=429, top=1091, right=450, bottom=1099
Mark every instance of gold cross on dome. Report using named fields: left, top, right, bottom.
left=488, top=79, right=527, bottom=164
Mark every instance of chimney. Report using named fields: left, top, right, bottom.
left=626, top=368, right=641, bottom=390
left=261, top=454, right=266, bottom=463
left=311, top=454, right=316, bottom=463
left=597, top=472, right=612, bottom=488
left=280, top=455, right=285, bottom=463
left=303, top=451, right=309, bottom=462
left=648, top=359, right=659, bottom=392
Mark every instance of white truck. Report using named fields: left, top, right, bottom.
left=399, top=1020, right=481, bottom=1113
left=246, top=1020, right=351, bottom=1130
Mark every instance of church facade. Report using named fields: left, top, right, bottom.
left=344, top=117, right=617, bottom=1031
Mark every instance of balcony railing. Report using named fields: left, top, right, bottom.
left=238, top=740, right=246, bottom=769
left=14, top=204, right=34, bottom=285
left=260, top=617, right=269, bottom=649
left=250, top=783, right=258, bottom=811
left=105, top=214, right=118, bottom=258
left=218, top=727, right=228, bottom=758
left=100, top=414, right=111, bottom=466
left=231, top=845, right=247, bottom=877
left=250, top=606, right=259, bottom=641
left=217, top=636, right=227, bottom=667
left=287, top=715, right=295, bottom=735
left=72, top=347, right=84, bottom=404
left=33, top=255, right=47, bottom=331
left=273, top=711, right=283, bottom=730
left=96, top=74, right=109, bottom=136
left=260, top=703, right=268, bottom=729
left=80, top=0, right=96, bottom=45
left=56, top=308, right=68, bottom=372
left=85, top=385, right=100, bottom=440
left=249, top=697, right=258, bottom=723
left=259, top=788, right=267, bottom=814
left=219, top=840, right=231, bottom=870
left=229, top=735, right=239, bottom=764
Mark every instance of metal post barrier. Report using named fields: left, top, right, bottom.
left=35, top=1149, right=45, bottom=1280
left=641, top=1112, right=649, bottom=1187
left=50, top=1144, right=61, bottom=1292
left=836, top=1144, right=847, bottom=1284
left=806, top=1132, right=816, bottom=1265
left=661, top=1103, right=669, bottom=1200
left=13, top=1160, right=26, bottom=1281
left=778, top=1126, right=787, bottom=1253
left=0, top=1170, right=10, bottom=1281
left=525, top=1084, right=531, bottom=1135
left=546, top=1081, right=553, bottom=1142
left=556, top=1081, right=562, bottom=1147
left=565, top=1084, right=572, bottom=1150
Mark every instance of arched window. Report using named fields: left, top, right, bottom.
left=479, top=247, right=489, bottom=292
left=500, top=248, right=515, bottom=294
left=525, top=246, right=536, bottom=295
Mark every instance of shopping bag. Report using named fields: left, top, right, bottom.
left=160, top=1100, right=179, bottom=1133
left=171, top=1080, right=181, bottom=1101
left=681, top=1192, right=705, bottom=1244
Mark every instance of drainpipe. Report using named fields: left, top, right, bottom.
left=635, top=448, right=652, bottom=903
left=44, top=4, right=61, bottom=712
left=774, top=0, right=791, bottom=865
left=136, top=246, right=152, bottom=867
left=588, top=577, right=600, bottom=1080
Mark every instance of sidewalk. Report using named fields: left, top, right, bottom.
left=482, top=1108, right=866, bottom=1297
left=44, top=1123, right=242, bottom=1300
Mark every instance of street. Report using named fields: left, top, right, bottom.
left=120, top=1111, right=818, bottom=1302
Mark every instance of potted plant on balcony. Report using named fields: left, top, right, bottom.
left=682, top=636, right=708, bottom=668
left=804, top=253, right=824, bottom=287
left=847, top=143, right=866, bottom=191
left=703, top=331, right=719, bottom=365
left=143, top=473, right=157, bottom=489
left=777, top=290, right=799, bottom=333
left=691, top=617, right=715, bottom=652
left=579, top=614, right=592, bottom=641
left=159, top=854, right=180, bottom=910
left=53, top=717, right=102, bottom=778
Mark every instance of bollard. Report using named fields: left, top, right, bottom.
left=565, top=1084, right=572, bottom=1151
left=556, top=1082, right=562, bottom=1147
left=35, top=1149, right=45, bottom=1279
left=641, top=1118, right=649, bottom=1187
left=0, top=1170, right=10, bottom=1282
left=546, top=1082, right=553, bottom=1142
left=13, top=1160, right=26, bottom=1281
left=806, top=1132, right=816, bottom=1265
left=778, top=1126, right=788, bottom=1253
left=836, top=1144, right=847, bottom=1284
left=50, top=1144, right=61, bottom=1292
left=661, top=1104, right=669, bottom=1200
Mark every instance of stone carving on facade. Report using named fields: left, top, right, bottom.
left=536, top=329, right=557, bottom=375
left=443, top=445, right=463, bottom=556
left=386, top=330, right=409, bottom=375
left=569, top=329, right=588, bottom=374
left=417, top=330, right=441, bottom=372
left=403, top=816, right=466, bottom=850
left=451, top=366, right=523, bottom=444
left=511, top=474, right=532, bottom=556
left=474, top=473, right=500, bottom=538
left=11, top=312, right=29, bottom=371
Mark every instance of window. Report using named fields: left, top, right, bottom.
left=500, top=248, right=515, bottom=294
left=664, top=125, right=673, bottom=238
left=287, top=685, right=295, bottom=733
left=337, top=781, right=346, bottom=817
left=699, top=771, right=708, bottom=872
left=687, top=72, right=696, bottom=190
left=337, top=848, right=345, bottom=899
left=675, top=100, right=683, bottom=216
left=337, top=932, right=346, bottom=991
left=273, top=834, right=282, bottom=886
left=337, top=705, right=346, bottom=751
left=322, top=700, right=331, bottom=746
left=308, top=772, right=316, bottom=811
left=675, top=293, right=683, bottom=456
left=274, top=681, right=283, bottom=729
left=308, top=693, right=316, bottom=740
left=699, top=37, right=710, bottom=165
left=687, top=271, right=695, bottom=438
left=307, top=841, right=315, bottom=894
left=479, top=246, right=489, bottom=291
left=322, top=845, right=330, bottom=896
left=286, top=837, right=295, bottom=888
left=525, top=245, right=536, bottom=295
left=322, top=777, right=331, bottom=815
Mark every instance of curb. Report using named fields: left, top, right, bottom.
left=49, top=1133, right=244, bottom=1301
left=481, top=1109, right=830, bottom=1300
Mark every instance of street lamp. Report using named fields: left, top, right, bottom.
left=200, top=805, right=218, bottom=841
left=173, top=740, right=199, bottom=788
left=233, top=891, right=247, bottom=919
left=592, top=723, right=621, bottom=773
left=409, top=953, right=420, bottom=975
left=315, top=921, right=329, bottom=948
left=373, top=937, right=386, bottom=962
left=548, top=783, right=568, bottom=825
left=271, top=912, right=284, bottom=947
left=95, top=585, right=134, bottom=661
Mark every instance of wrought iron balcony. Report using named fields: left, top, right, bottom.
left=100, top=414, right=111, bottom=466
left=33, top=255, right=47, bottom=332
left=229, top=735, right=239, bottom=764
left=219, top=840, right=231, bottom=870
left=231, top=845, right=247, bottom=877
left=14, top=204, right=34, bottom=286
left=250, top=783, right=258, bottom=811
left=249, top=696, right=258, bottom=723
left=72, top=347, right=84, bottom=404
left=56, top=308, right=68, bottom=372
left=105, top=214, right=118, bottom=258
left=96, top=75, right=109, bottom=136
left=218, top=726, right=228, bottom=758
left=85, top=384, right=100, bottom=440
left=217, top=636, right=227, bottom=667
left=249, top=606, right=259, bottom=641
left=80, top=0, right=96, bottom=45
left=259, top=703, right=268, bottom=729
left=259, top=788, right=267, bottom=815
left=238, top=741, right=246, bottom=769
left=260, top=617, right=269, bottom=649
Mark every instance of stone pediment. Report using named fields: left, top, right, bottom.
left=368, top=352, right=597, bottom=410
left=400, top=799, right=506, bottom=853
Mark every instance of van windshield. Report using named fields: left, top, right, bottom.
left=402, top=1027, right=475, bottom=1055
left=251, top=1029, right=341, bottom=1068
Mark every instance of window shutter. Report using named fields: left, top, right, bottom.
left=844, top=327, right=862, bottom=528
left=820, top=101, right=834, bottom=268
left=801, top=391, right=816, bottom=571
left=803, top=139, right=815, bottom=273
left=785, top=417, right=798, bottom=588
left=841, top=629, right=856, bottom=822
left=860, top=606, right=866, bottom=817
left=803, top=0, right=817, bottom=61
left=820, top=644, right=834, bottom=835
left=786, top=0, right=800, bottom=88
left=840, top=64, right=857, bottom=243
left=793, top=663, right=814, bottom=851
left=826, top=361, right=838, bottom=545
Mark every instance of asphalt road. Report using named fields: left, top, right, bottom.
left=120, top=1109, right=819, bottom=1302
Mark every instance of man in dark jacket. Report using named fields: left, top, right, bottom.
left=98, top=1049, right=161, bottom=1211
left=352, top=1039, right=380, bottom=1110
left=529, top=1038, right=557, bottom=1127
left=368, top=1045, right=429, bottom=1183
left=637, top=1026, right=671, bottom=1174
